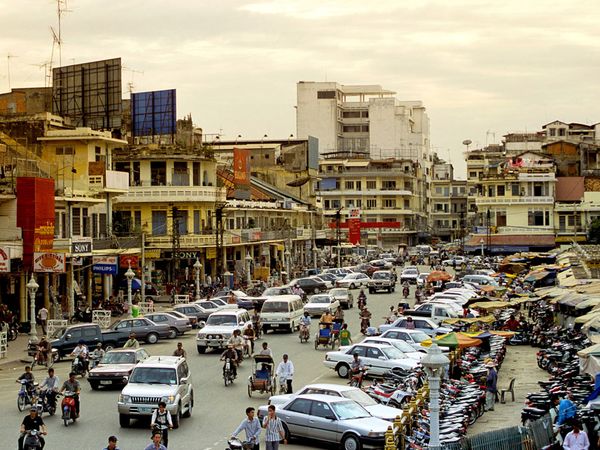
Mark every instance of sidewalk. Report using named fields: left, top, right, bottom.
left=0, top=328, right=45, bottom=370
left=468, top=344, right=546, bottom=434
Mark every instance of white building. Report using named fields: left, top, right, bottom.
left=296, top=82, right=430, bottom=161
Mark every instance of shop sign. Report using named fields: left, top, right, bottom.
left=120, top=255, right=139, bottom=268
left=0, top=247, right=10, bottom=273
left=33, top=252, right=66, bottom=273
left=93, top=256, right=118, bottom=275
left=71, top=240, right=93, bottom=254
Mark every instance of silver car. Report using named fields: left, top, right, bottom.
left=329, top=288, right=354, bottom=309
left=257, top=394, right=389, bottom=450
left=144, top=312, right=192, bottom=338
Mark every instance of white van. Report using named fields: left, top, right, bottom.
left=260, top=295, right=304, bottom=333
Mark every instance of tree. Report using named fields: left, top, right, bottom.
left=588, top=218, right=600, bottom=243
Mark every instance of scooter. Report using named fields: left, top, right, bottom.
left=71, top=356, right=87, bottom=377
left=35, top=389, right=57, bottom=416
left=349, top=367, right=368, bottom=388
left=223, top=358, right=235, bottom=386
left=17, top=380, right=37, bottom=412
left=299, top=324, right=310, bottom=343
left=61, top=391, right=77, bottom=426
left=22, top=429, right=43, bottom=450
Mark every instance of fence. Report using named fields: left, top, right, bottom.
left=138, top=302, right=155, bottom=315
left=0, top=331, right=7, bottom=359
left=47, top=320, right=68, bottom=336
left=92, top=310, right=112, bottom=329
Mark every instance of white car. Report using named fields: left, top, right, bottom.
left=416, top=273, right=430, bottom=287
left=195, top=309, right=252, bottom=353
left=400, top=268, right=419, bottom=284
left=442, top=256, right=466, bottom=266
left=378, top=316, right=452, bottom=336
left=335, top=273, right=370, bottom=289
left=379, top=328, right=434, bottom=352
left=324, top=343, right=419, bottom=378
left=350, top=337, right=424, bottom=362
left=303, top=294, right=340, bottom=317
left=267, top=383, right=403, bottom=421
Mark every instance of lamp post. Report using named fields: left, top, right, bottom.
left=27, top=274, right=39, bottom=341
left=125, top=264, right=135, bottom=319
left=284, top=247, right=291, bottom=282
left=479, top=238, right=485, bottom=257
left=245, top=252, right=253, bottom=286
left=193, top=258, right=202, bottom=301
left=422, top=343, right=450, bottom=450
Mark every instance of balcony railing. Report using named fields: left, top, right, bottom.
left=114, top=185, right=226, bottom=203
left=475, top=195, right=553, bottom=205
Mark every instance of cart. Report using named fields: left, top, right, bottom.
left=247, top=355, right=275, bottom=397
left=314, top=322, right=341, bottom=350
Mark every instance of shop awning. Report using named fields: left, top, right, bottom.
left=576, top=297, right=600, bottom=310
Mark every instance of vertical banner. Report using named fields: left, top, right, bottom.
left=233, top=148, right=251, bottom=200
left=347, top=208, right=361, bottom=245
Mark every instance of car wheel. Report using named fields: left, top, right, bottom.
left=172, top=405, right=181, bottom=428
left=146, top=333, right=159, bottom=344
left=342, top=433, right=362, bottom=450
left=336, top=363, right=350, bottom=378
left=282, top=422, right=291, bottom=441
left=350, top=283, right=356, bottom=289
left=197, top=346, right=206, bottom=354
left=313, top=288, right=320, bottom=294
left=168, top=328, right=178, bottom=339
left=119, top=414, right=130, bottom=428
left=183, top=393, right=193, bottom=418
left=104, top=343, right=115, bottom=352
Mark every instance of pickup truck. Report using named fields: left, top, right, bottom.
left=403, top=303, right=459, bottom=325
left=368, top=270, right=395, bottom=294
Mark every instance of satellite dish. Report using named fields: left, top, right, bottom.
left=462, top=140, right=472, bottom=146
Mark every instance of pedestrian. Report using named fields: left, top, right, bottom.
left=144, top=430, right=167, bottom=450
left=562, top=420, right=589, bottom=450
left=485, top=361, right=498, bottom=411
left=555, top=393, right=577, bottom=425
left=339, top=323, right=352, bottom=346
left=102, top=435, right=120, bottom=450
left=262, top=405, right=287, bottom=449
left=172, top=342, right=186, bottom=358
left=231, top=407, right=261, bottom=450
left=123, top=332, right=139, bottom=349
left=276, top=354, right=294, bottom=394
left=334, top=307, right=344, bottom=325
left=37, top=306, right=48, bottom=335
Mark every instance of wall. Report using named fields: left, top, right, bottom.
left=296, top=82, right=339, bottom=154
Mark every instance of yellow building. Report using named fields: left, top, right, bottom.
left=430, top=163, right=467, bottom=243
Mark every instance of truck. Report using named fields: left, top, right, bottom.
left=403, top=303, right=459, bottom=325
left=368, top=270, right=395, bottom=294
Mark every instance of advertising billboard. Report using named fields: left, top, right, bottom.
left=0, top=248, right=10, bottom=273
left=33, top=252, right=66, bottom=273
left=233, top=148, right=251, bottom=200
left=17, top=177, right=55, bottom=269
left=93, top=256, right=118, bottom=274
left=119, top=255, right=139, bottom=269
left=347, top=208, right=361, bottom=245
left=131, top=89, right=176, bottom=137
left=52, top=58, right=122, bottom=130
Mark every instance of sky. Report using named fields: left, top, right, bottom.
left=2, top=0, right=600, bottom=177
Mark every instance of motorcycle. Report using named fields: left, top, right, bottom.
left=22, top=429, right=43, bottom=450
left=17, top=380, right=37, bottom=412
left=360, top=315, right=371, bottom=334
left=349, top=367, right=368, bottom=388
left=357, top=293, right=367, bottom=310
left=70, top=307, right=92, bottom=323
left=227, top=437, right=254, bottom=450
left=71, top=356, right=87, bottom=377
left=299, top=324, right=310, bottom=343
left=223, top=358, right=235, bottom=386
left=61, top=391, right=77, bottom=426
left=35, top=389, right=57, bottom=416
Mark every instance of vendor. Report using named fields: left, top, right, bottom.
left=503, top=314, right=520, bottom=331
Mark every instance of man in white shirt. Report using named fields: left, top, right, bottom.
left=276, top=354, right=294, bottom=394
left=562, top=421, right=590, bottom=450
left=37, top=307, right=49, bottom=335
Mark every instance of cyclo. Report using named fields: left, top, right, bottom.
left=247, top=355, right=275, bottom=397
left=314, top=322, right=341, bottom=350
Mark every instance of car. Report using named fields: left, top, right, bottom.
left=103, top=318, right=172, bottom=348
left=317, top=272, right=341, bottom=284
left=368, top=270, right=395, bottom=294
left=192, top=300, right=222, bottom=318
left=209, top=298, right=239, bottom=310
left=329, top=287, right=354, bottom=309
left=336, top=273, right=370, bottom=289
left=262, top=286, right=294, bottom=296
left=303, top=294, right=340, bottom=317
left=117, top=355, right=193, bottom=428
left=256, top=394, right=389, bottom=449
left=324, top=343, right=419, bottom=378
left=143, top=312, right=192, bottom=337
left=380, top=328, right=448, bottom=353
left=266, top=383, right=402, bottom=421
left=378, top=316, right=452, bottom=336
left=400, top=268, right=419, bottom=284
left=442, top=256, right=466, bottom=266
left=358, top=337, right=425, bottom=362
left=88, top=348, right=150, bottom=390
left=369, top=259, right=393, bottom=270
left=289, top=277, right=328, bottom=294
left=312, top=275, right=334, bottom=289
left=354, top=264, right=379, bottom=276
left=171, top=304, right=205, bottom=328
left=416, top=273, right=430, bottom=287
left=195, top=309, right=252, bottom=354
left=322, top=268, right=349, bottom=277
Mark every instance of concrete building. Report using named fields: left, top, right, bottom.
left=430, top=162, right=467, bottom=243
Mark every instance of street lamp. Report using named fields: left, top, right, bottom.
left=193, top=258, right=202, bottom=301
left=479, top=238, right=485, bottom=257
left=125, top=264, right=135, bottom=319
left=422, top=343, right=450, bottom=450
left=245, top=252, right=253, bottom=286
left=284, top=247, right=291, bottom=280
left=27, top=274, right=39, bottom=341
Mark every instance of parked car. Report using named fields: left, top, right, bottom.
left=317, top=272, right=341, bottom=284
left=143, top=312, right=192, bottom=338
left=442, top=256, right=466, bottom=266
left=358, top=337, right=425, bottom=362
left=171, top=304, right=205, bottom=328
left=192, top=300, right=222, bottom=318
left=196, top=309, right=252, bottom=354
left=329, top=287, right=354, bottom=309
left=368, top=270, right=395, bottom=294
left=303, top=294, right=340, bottom=317
left=378, top=316, right=452, bottom=336
left=103, top=318, right=172, bottom=347
left=336, top=273, right=370, bottom=289
left=400, top=268, right=419, bottom=284
left=380, top=328, right=449, bottom=353
left=289, top=277, right=328, bottom=295
left=256, top=394, right=389, bottom=449
left=117, top=355, right=193, bottom=428
left=312, top=276, right=334, bottom=289
left=88, top=348, right=150, bottom=389
left=266, top=383, right=402, bottom=421
left=262, top=286, right=294, bottom=296
left=324, top=343, right=419, bottom=378
left=403, top=303, right=459, bottom=325
left=209, top=298, right=239, bottom=310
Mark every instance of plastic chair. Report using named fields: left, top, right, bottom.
left=500, top=378, right=516, bottom=403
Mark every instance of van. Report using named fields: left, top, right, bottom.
left=260, top=295, right=304, bottom=333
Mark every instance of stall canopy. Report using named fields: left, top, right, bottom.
left=427, top=271, right=453, bottom=282
left=422, top=332, right=482, bottom=349
left=578, top=344, right=600, bottom=377
left=576, top=297, right=600, bottom=310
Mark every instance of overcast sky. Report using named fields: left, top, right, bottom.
left=2, top=0, right=600, bottom=176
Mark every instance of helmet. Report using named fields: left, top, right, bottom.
left=78, top=339, right=85, bottom=344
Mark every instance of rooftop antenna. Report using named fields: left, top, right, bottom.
left=122, top=66, right=144, bottom=97
left=55, top=0, right=71, bottom=68
left=485, top=130, right=496, bottom=146
left=6, top=53, right=17, bottom=90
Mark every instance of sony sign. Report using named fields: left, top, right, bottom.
left=71, top=240, right=93, bottom=254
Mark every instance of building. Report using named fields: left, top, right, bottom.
left=430, top=162, right=467, bottom=243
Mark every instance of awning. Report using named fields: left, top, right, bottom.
left=576, top=297, right=600, bottom=310
left=344, top=160, right=369, bottom=167
left=575, top=311, right=600, bottom=324
left=465, top=234, right=555, bottom=248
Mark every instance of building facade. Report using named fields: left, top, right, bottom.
left=430, top=162, right=467, bottom=243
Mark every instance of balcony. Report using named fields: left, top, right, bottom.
left=113, top=185, right=226, bottom=204
left=319, top=189, right=412, bottom=196
left=475, top=195, right=553, bottom=206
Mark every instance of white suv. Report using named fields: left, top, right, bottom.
left=117, top=356, right=193, bottom=428
left=196, top=309, right=252, bottom=354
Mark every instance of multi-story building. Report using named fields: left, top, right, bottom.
left=430, top=162, right=467, bottom=243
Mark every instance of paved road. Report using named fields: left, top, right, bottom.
left=0, top=267, right=434, bottom=450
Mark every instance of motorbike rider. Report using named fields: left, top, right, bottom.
left=70, top=340, right=89, bottom=374
left=150, top=401, right=173, bottom=447
left=259, top=342, right=273, bottom=358
left=350, top=352, right=366, bottom=387
left=357, top=289, right=367, bottom=309
left=220, top=344, right=238, bottom=378
left=18, top=406, right=47, bottom=450
left=60, top=372, right=81, bottom=417
left=36, top=336, right=51, bottom=365
left=386, top=306, right=397, bottom=324
left=359, top=307, right=372, bottom=333
left=16, top=365, right=35, bottom=397
left=334, top=307, right=344, bottom=325
left=89, top=343, right=105, bottom=369
left=402, top=281, right=410, bottom=298
left=299, top=312, right=311, bottom=338
left=228, top=329, right=245, bottom=362
left=242, top=324, right=256, bottom=355
left=39, top=368, right=60, bottom=409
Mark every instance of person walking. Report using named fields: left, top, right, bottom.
left=37, top=306, right=48, bottom=335
left=102, top=435, right=120, bottom=450
left=276, top=354, right=294, bottom=394
left=485, top=361, right=498, bottom=411
left=231, top=407, right=261, bottom=450
left=562, top=420, right=589, bottom=450
left=262, top=405, right=287, bottom=450
left=172, top=342, right=186, bottom=358
left=339, top=323, right=352, bottom=346
left=144, top=431, right=167, bottom=450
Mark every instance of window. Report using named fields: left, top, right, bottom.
left=343, top=125, right=362, bottom=133
left=366, top=199, right=377, bottom=208
left=356, top=181, right=361, bottom=190
left=366, top=180, right=376, bottom=190
left=487, top=186, right=495, bottom=197
left=177, top=210, right=188, bottom=235
left=72, top=208, right=81, bottom=236
left=528, top=210, right=547, bottom=226
left=345, top=181, right=355, bottom=190
left=311, top=401, right=334, bottom=419
left=354, top=199, right=362, bottom=207
left=150, top=161, right=167, bottom=186
left=497, top=185, right=505, bottom=196
left=152, top=211, right=167, bottom=236
left=549, top=128, right=556, bottom=137
left=366, top=347, right=384, bottom=359
left=55, top=146, right=74, bottom=155
left=134, top=211, right=141, bottom=230
left=324, top=200, right=331, bottom=209
left=382, top=180, right=396, bottom=190
left=404, top=199, right=410, bottom=209
left=533, top=183, right=544, bottom=197
left=435, top=187, right=442, bottom=194
left=383, top=199, right=396, bottom=208
left=350, top=346, right=367, bottom=357
left=469, top=171, right=477, bottom=178
left=342, top=111, right=361, bottom=118
left=286, top=398, right=312, bottom=415
left=194, top=210, right=201, bottom=234
left=511, top=184, right=519, bottom=196
left=317, top=90, right=336, bottom=99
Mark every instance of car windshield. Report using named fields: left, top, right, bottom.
left=329, top=289, right=346, bottom=296
left=373, top=272, right=390, bottom=280
left=390, top=340, right=416, bottom=353
left=129, top=367, right=177, bottom=384
left=206, top=315, right=237, bottom=326
left=331, top=400, right=371, bottom=420
left=309, top=296, right=330, bottom=304
left=411, top=331, right=430, bottom=343
left=51, top=328, right=66, bottom=338
left=342, top=389, right=378, bottom=406
left=263, top=288, right=289, bottom=296
left=261, top=301, right=289, bottom=313
left=404, top=270, right=418, bottom=275
left=199, top=302, right=217, bottom=309
left=211, top=299, right=227, bottom=307
left=382, top=347, right=405, bottom=359
left=100, top=352, right=135, bottom=364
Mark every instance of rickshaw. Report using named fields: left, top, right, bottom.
left=314, top=322, right=342, bottom=350
left=247, top=355, right=276, bottom=397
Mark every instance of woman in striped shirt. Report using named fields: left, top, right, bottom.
left=262, top=405, right=287, bottom=450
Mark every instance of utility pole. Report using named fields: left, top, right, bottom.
left=459, top=209, right=465, bottom=254
left=335, top=208, right=342, bottom=267
left=171, top=206, right=180, bottom=284
left=215, top=202, right=226, bottom=280
left=486, top=209, right=492, bottom=256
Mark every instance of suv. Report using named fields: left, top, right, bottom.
left=196, top=309, right=252, bottom=354
left=368, top=270, right=395, bottom=293
left=400, top=267, right=419, bottom=284
left=117, top=356, right=193, bottom=428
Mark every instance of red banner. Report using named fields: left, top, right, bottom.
left=329, top=221, right=402, bottom=229
left=17, top=177, right=55, bottom=269
left=348, top=219, right=361, bottom=245
left=120, top=255, right=139, bottom=269
left=233, top=148, right=250, bottom=186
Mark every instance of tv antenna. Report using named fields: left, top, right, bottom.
left=122, top=66, right=144, bottom=96
left=6, top=53, right=17, bottom=90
